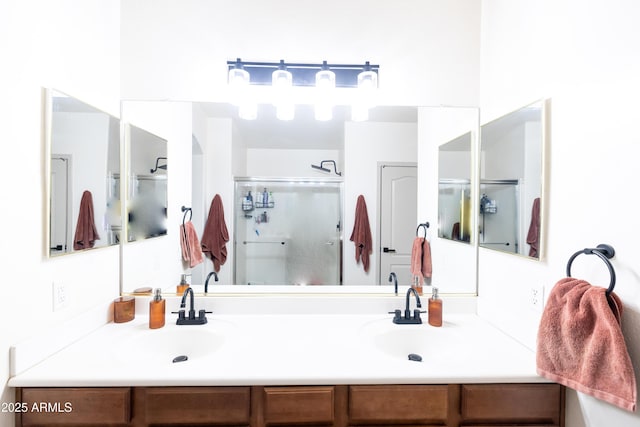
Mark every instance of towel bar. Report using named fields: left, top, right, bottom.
left=566, top=244, right=616, bottom=296
left=416, top=222, right=430, bottom=238
left=181, top=206, right=192, bottom=224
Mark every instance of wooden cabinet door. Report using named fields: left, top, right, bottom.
left=349, top=385, right=449, bottom=425
left=460, top=384, right=563, bottom=426
left=18, top=387, right=131, bottom=426
left=262, top=386, right=335, bottom=426
left=137, top=386, right=251, bottom=425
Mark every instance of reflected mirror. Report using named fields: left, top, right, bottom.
left=438, top=132, right=472, bottom=243
left=479, top=100, right=546, bottom=258
left=47, top=89, right=121, bottom=256
left=126, top=124, right=168, bottom=241
left=120, top=101, right=479, bottom=295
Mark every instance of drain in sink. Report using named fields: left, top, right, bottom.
left=408, top=353, right=422, bottom=362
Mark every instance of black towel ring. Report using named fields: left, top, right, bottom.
left=416, top=222, right=430, bottom=239
left=566, top=244, right=616, bottom=296
left=181, top=206, right=192, bottom=225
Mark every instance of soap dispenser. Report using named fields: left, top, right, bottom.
left=177, top=274, right=189, bottom=295
left=428, top=287, right=442, bottom=327
left=412, top=275, right=423, bottom=296
left=149, top=288, right=166, bottom=329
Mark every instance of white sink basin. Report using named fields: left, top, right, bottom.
left=359, top=318, right=456, bottom=362
left=115, top=322, right=233, bottom=366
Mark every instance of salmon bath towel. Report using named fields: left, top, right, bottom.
left=536, top=277, right=637, bottom=411
left=201, top=194, right=229, bottom=272
left=410, top=237, right=432, bottom=285
left=180, top=221, right=204, bottom=268
left=349, top=195, right=372, bottom=272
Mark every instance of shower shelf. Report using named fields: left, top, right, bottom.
left=255, top=202, right=275, bottom=209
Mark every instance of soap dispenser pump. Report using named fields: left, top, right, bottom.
left=428, top=287, right=442, bottom=327
left=149, top=288, right=166, bottom=329
left=177, top=274, right=190, bottom=295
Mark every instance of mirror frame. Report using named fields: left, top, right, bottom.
left=44, top=88, right=121, bottom=257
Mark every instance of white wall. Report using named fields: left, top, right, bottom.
left=478, top=1, right=640, bottom=426
left=246, top=149, right=342, bottom=178
left=0, top=1, right=121, bottom=425
left=120, top=0, right=480, bottom=107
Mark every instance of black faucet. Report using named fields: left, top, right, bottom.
left=174, top=287, right=210, bottom=325
left=204, top=271, right=218, bottom=293
left=391, top=288, right=424, bottom=324
left=388, top=272, right=398, bottom=295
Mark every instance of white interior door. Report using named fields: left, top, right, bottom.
left=379, top=164, right=417, bottom=286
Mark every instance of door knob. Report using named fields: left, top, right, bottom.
left=383, top=247, right=396, bottom=253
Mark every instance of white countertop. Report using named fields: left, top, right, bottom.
left=9, top=298, right=545, bottom=387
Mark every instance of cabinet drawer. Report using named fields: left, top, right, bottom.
left=142, top=386, right=250, bottom=424
left=263, top=386, right=335, bottom=425
left=20, top=387, right=130, bottom=426
left=349, top=385, right=448, bottom=425
left=461, top=383, right=562, bottom=424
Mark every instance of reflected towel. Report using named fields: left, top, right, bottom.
left=410, top=237, right=433, bottom=285
left=349, top=195, right=372, bottom=272
left=526, top=197, right=541, bottom=257
left=201, top=194, right=229, bottom=272
left=180, top=221, right=204, bottom=268
left=73, top=190, right=100, bottom=250
left=536, top=278, right=637, bottom=411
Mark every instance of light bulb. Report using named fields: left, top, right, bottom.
left=276, top=104, right=295, bottom=121
left=315, top=104, right=333, bottom=121
left=228, top=68, right=250, bottom=87
left=351, top=104, right=369, bottom=121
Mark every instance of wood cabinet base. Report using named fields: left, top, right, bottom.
left=15, top=383, right=564, bottom=427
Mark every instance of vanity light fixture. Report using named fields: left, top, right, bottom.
left=226, top=58, right=379, bottom=120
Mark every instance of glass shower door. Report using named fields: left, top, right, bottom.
left=234, top=179, right=342, bottom=286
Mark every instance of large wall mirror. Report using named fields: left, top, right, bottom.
left=119, top=101, right=479, bottom=295
left=479, top=100, right=547, bottom=259
left=46, top=89, right=121, bottom=257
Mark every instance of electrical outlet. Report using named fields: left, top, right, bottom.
left=52, top=282, right=67, bottom=311
left=530, top=284, right=544, bottom=311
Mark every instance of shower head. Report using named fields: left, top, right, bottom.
left=311, top=160, right=342, bottom=176
left=150, top=157, right=168, bottom=173
left=311, top=164, right=331, bottom=173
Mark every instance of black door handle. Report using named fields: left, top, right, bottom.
left=383, top=247, right=396, bottom=253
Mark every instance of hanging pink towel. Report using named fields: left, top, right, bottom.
left=180, top=221, right=204, bottom=268
left=349, top=195, right=372, bottom=273
left=410, top=237, right=433, bottom=285
left=73, top=190, right=100, bottom=250
left=201, top=194, right=229, bottom=272
left=536, top=277, right=637, bottom=411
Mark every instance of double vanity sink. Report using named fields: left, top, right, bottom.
left=9, top=293, right=542, bottom=387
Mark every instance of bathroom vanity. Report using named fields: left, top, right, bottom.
left=9, top=296, right=564, bottom=427
left=15, top=383, right=563, bottom=426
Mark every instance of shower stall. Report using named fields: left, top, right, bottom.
left=234, top=178, right=342, bottom=286
left=478, top=179, right=520, bottom=254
